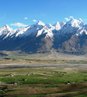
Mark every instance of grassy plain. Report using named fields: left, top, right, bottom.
left=0, top=51, right=87, bottom=97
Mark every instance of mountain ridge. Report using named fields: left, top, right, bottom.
left=0, top=17, right=87, bottom=54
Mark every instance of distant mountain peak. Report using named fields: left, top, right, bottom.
left=54, top=22, right=61, bottom=30
left=66, top=17, right=84, bottom=28
left=0, top=17, right=86, bottom=54
left=4, top=25, right=12, bottom=31
left=36, top=20, right=45, bottom=26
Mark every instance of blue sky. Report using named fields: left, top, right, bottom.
left=0, top=0, right=87, bottom=27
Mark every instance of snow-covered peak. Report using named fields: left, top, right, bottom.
left=19, top=21, right=46, bottom=37
left=76, top=28, right=87, bottom=36
left=0, top=17, right=86, bottom=39
left=4, top=25, right=12, bottom=31
left=65, top=17, right=84, bottom=28
left=36, top=21, right=45, bottom=26
left=54, top=22, right=61, bottom=30
left=80, top=29, right=87, bottom=35
left=15, top=26, right=30, bottom=37
left=0, top=25, right=13, bottom=36
left=47, top=24, right=55, bottom=30
left=0, top=25, right=12, bottom=32
left=36, top=25, right=53, bottom=38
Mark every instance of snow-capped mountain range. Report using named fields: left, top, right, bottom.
left=0, top=17, right=87, bottom=54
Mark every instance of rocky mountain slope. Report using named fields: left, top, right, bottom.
left=0, top=17, right=87, bottom=54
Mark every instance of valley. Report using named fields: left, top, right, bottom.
left=0, top=52, right=87, bottom=97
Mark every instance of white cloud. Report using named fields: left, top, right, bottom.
left=24, top=17, right=28, bottom=20
left=11, top=22, right=28, bottom=27
left=33, top=19, right=37, bottom=22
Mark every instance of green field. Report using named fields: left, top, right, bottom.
left=0, top=52, right=87, bottom=97
left=0, top=68, right=87, bottom=97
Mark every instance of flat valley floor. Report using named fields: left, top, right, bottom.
left=0, top=52, right=87, bottom=97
